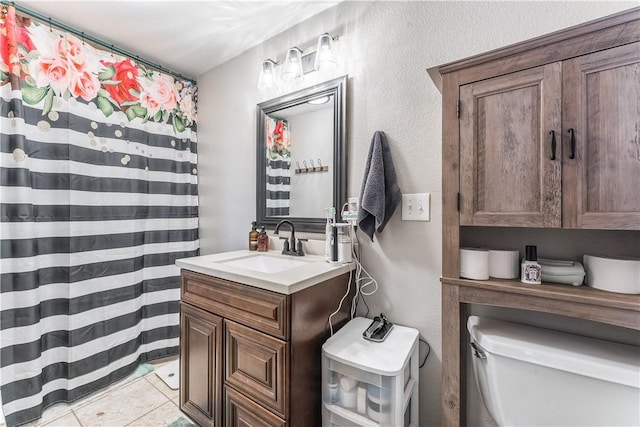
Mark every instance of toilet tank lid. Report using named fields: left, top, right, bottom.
left=467, top=316, right=640, bottom=388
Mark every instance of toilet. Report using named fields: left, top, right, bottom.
left=467, top=316, right=640, bottom=426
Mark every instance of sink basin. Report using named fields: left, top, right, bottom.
left=219, top=253, right=310, bottom=273
left=176, top=250, right=354, bottom=295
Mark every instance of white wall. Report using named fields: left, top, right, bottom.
left=196, top=2, right=637, bottom=425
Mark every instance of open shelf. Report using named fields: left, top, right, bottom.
left=441, top=277, right=640, bottom=330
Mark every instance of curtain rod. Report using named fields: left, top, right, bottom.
left=1, top=0, right=197, bottom=84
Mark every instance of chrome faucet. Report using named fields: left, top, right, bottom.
left=274, top=220, right=304, bottom=256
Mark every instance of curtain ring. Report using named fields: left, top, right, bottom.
left=309, top=159, right=315, bottom=169
left=48, top=17, right=53, bottom=32
left=317, top=158, right=322, bottom=167
left=81, top=31, right=85, bottom=45
left=110, top=44, right=115, bottom=58
left=296, top=161, right=300, bottom=169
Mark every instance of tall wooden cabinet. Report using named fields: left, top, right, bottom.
left=429, top=7, right=640, bottom=427
left=179, top=269, right=352, bottom=427
left=458, top=39, right=640, bottom=230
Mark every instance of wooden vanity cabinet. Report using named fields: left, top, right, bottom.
left=455, top=13, right=640, bottom=230
left=179, top=269, right=352, bottom=427
left=430, top=8, right=640, bottom=427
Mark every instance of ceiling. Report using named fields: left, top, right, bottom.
left=14, top=0, right=341, bottom=80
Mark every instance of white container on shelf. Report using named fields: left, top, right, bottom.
left=583, top=254, right=640, bottom=294
left=322, top=317, right=419, bottom=427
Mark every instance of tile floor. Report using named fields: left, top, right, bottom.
left=0, top=358, right=193, bottom=427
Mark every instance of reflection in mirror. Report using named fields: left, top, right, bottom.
left=257, top=76, right=346, bottom=232
left=267, top=96, right=333, bottom=217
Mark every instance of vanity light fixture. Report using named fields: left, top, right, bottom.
left=314, top=33, right=338, bottom=73
left=257, top=59, right=278, bottom=91
left=281, top=47, right=304, bottom=83
left=257, top=33, right=339, bottom=91
left=308, top=96, right=330, bottom=105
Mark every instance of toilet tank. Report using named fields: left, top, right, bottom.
left=467, top=316, right=640, bottom=427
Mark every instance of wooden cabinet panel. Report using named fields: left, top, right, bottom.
left=225, top=386, right=287, bottom=427
left=562, top=42, right=640, bottom=229
left=181, top=270, right=288, bottom=339
left=225, top=320, right=288, bottom=418
left=460, top=64, right=562, bottom=227
left=180, top=303, right=222, bottom=427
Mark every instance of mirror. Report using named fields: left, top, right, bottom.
left=256, top=75, right=346, bottom=232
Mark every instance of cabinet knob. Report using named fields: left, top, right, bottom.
left=549, top=130, right=557, bottom=161
left=568, top=128, right=576, bottom=159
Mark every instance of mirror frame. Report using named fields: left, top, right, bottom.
left=256, top=75, right=347, bottom=233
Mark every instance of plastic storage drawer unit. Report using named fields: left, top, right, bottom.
left=322, top=317, right=419, bottom=427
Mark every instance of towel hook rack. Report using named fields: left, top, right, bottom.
left=294, top=158, right=329, bottom=174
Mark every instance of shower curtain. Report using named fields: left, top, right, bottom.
left=0, top=7, right=198, bottom=426
left=265, top=115, right=290, bottom=216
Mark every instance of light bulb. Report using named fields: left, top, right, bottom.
left=314, top=33, right=337, bottom=73
left=258, top=59, right=277, bottom=91
left=281, top=47, right=303, bottom=83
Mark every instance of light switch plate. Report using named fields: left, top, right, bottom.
left=401, top=193, right=430, bottom=221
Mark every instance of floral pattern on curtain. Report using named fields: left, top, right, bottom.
left=265, top=115, right=290, bottom=216
left=0, top=7, right=198, bottom=426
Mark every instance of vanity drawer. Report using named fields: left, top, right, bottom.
left=225, top=320, right=289, bottom=418
left=181, top=270, right=289, bottom=339
left=225, top=386, right=287, bottom=427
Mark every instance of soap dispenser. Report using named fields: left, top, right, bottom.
left=249, top=221, right=259, bottom=251
left=257, top=226, right=269, bottom=252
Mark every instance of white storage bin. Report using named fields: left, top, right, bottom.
left=322, top=317, right=419, bottom=427
left=323, top=404, right=368, bottom=427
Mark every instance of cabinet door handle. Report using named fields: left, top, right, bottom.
left=549, top=130, right=557, bottom=160
left=568, top=128, right=576, bottom=159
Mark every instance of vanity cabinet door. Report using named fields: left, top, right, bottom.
left=562, top=42, right=640, bottom=230
left=459, top=63, right=562, bottom=227
left=180, top=303, right=222, bottom=427
left=225, top=386, right=287, bottom=427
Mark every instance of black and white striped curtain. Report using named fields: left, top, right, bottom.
left=265, top=116, right=290, bottom=216
left=0, top=7, right=198, bottom=426
left=266, top=158, right=290, bottom=216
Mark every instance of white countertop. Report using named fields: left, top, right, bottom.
left=175, top=250, right=355, bottom=295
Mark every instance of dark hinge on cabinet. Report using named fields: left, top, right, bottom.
left=456, top=100, right=460, bottom=119
left=457, top=192, right=460, bottom=211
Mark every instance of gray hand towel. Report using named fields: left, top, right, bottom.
left=357, top=131, right=402, bottom=241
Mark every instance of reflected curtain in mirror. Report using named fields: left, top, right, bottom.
left=266, top=115, right=291, bottom=216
